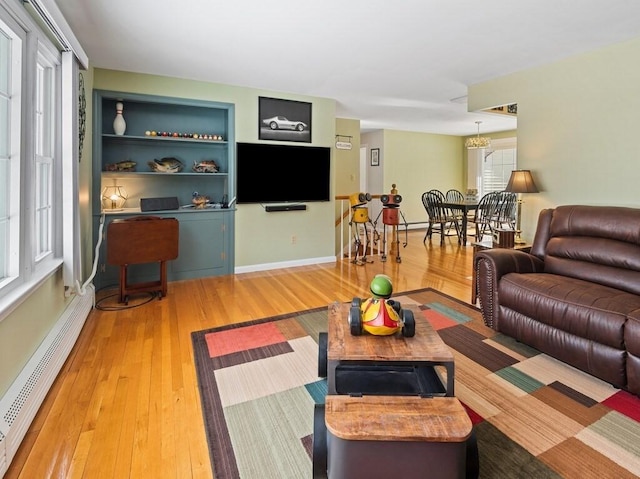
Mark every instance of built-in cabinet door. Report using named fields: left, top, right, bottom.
left=171, top=213, right=226, bottom=278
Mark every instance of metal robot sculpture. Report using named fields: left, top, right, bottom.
left=348, top=192, right=376, bottom=265
left=374, top=184, right=408, bottom=263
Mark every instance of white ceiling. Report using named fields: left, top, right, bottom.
left=55, top=0, right=640, bottom=136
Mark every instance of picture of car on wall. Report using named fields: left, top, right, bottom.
left=262, top=116, right=307, bottom=131
left=259, top=97, right=312, bottom=143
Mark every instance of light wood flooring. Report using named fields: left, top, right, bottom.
left=6, top=229, right=476, bottom=478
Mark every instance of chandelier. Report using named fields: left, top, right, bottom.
left=465, top=121, right=491, bottom=149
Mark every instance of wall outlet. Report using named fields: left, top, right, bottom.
left=291, top=235, right=297, bottom=244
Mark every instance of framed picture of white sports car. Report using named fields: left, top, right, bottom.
left=259, top=97, right=312, bottom=143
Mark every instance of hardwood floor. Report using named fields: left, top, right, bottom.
left=6, top=230, right=476, bottom=478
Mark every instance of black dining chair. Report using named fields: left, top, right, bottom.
left=491, top=191, right=517, bottom=230
left=445, top=189, right=464, bottom=203
left=445, top=189, right=465, bottom=235
left=427, top=189, right=446, bottom=201
left=422, top=191, right=461, bottom=245
left=469, top=192, right=498, bottom=241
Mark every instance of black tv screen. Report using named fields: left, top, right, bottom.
left=236, top=142, right=331, bottom=204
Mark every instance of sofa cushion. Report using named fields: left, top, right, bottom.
left=626, top=310, right=640, bottom=395
left=498, top=273, right=639, bottom=349
left=538, top=205, right=640, bottom=296
left=544, top=237, right=640, bottom=295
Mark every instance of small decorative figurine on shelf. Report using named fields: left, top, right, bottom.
left=192, top=160, right=219, bottom=173
left=105, top=160, right=136, bottom=172
left=113, top=101, right=126, bottom=135
left=191, top=191, right=210, bottom=209
left=147, top=157, right=184, bottom=173
left=348, top=274, right=415, bottom=337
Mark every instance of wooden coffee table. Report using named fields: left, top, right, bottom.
left=313, top=302, right=476, bottom=479
left=322, top=302, right=455, bottom=397
left=317, top=394, right=473, bottom=479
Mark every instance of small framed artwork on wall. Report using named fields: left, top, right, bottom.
left=258, top=97, right=312, bottom=143
left=371, top=148, right=380, bottom=166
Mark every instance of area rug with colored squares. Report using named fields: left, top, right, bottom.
left=191, top=288, right=640, bottom=478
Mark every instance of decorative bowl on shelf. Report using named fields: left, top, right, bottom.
left=191, top=192, right=210, bottom=209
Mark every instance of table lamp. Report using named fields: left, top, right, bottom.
left=505, top=170, right=538, bottom=243
left=101, top=185, right=128, bottom=211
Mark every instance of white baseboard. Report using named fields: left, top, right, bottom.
left=0, top=285, right=94, bottom=477
left=234, top=256, right=336, bottom=274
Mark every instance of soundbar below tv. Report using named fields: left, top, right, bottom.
left=236, top=142, right=330, bottom=204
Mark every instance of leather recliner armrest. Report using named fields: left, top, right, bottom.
left=474, top=249, right=545, bottom=330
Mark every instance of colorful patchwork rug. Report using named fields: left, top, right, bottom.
left=191, top=288, right=640, bottom=478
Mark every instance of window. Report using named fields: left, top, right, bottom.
left=481, top=138, right=517, bottom=195
left=35, top=50, right=56, bottom=262
left=0, top=3, right=64, bottom=311
left=0, top=14, right=23, bottom=290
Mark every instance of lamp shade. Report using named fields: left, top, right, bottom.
left=465, top=120, right=491, bottom=149
left=505, top=170, right=538, bottom=194
left=465, top=136, right=491, bottom=149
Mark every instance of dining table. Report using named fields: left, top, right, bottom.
left=440, top=200, right=479, bottom=245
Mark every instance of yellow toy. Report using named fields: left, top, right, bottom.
left=348, top=274, right=415, bottom=337
left=348, top=192, right=376, bottom=265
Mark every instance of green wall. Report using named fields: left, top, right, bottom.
left=334, top=118, right=361, bottom=255
left=92, top=69, right=337, bottom=268
left=0, top=272, right=69, bottom=396
left=469, top=36, right=640, bottom=239
left=377, top=129, right=464, bottom=224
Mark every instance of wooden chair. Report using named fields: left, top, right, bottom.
left=445, top=189, right=465, bottom=234
left=427, top=189, right=446, bottom=200
left=469, top=192, right=498, bottom=241
left=422, top=191, right=461, bottom=245
left=491, top=191, right=517, bottom=230
left=445, top=189, right=464, bottom=203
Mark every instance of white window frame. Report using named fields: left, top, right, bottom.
left=0, top=2, right=65, bottom=320
left=34, top=46, right=57, bottom=263
left=0, top=11, right=24, bottom=294
left=481, top=137, right=517, bottom=196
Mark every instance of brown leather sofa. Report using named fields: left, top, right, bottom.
left=475, top=205, right=640, bottom=396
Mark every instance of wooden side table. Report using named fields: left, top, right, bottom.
left=471, top=238, right=531, bottom=304
left=107, top=216, right=179, bottom=303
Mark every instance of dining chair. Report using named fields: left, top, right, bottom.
left=469, top=192, right=498, bottom=241
left=428, top=189, right=446, bottom=200
left=491, top=191, right=517, bottom=230
left=445, top=189, right=465, bottom=235
left=445, top=189, right=464, bottom=203
left=422, top=191, right=461, bottom=245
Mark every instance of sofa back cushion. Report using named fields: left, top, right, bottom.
left=532, top=205, right=640, bottom=296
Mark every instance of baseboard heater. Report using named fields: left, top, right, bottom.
left=265, top=204, right=306, bottom=212
left=0, top=285, right=94, bottom=477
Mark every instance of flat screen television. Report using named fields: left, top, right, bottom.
left=236, top=142, right=331, bottom=204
